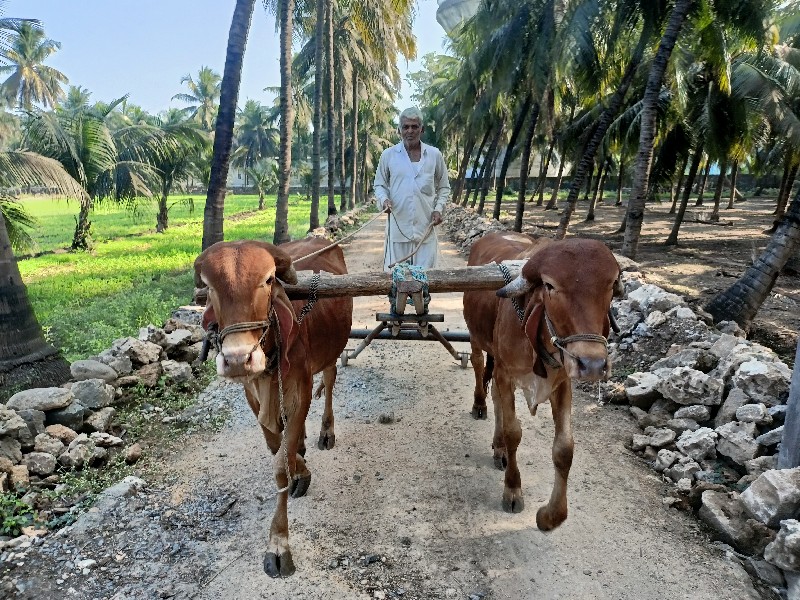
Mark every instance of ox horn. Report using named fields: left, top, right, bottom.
left=278, top=263, right=298, bottom=285
left=497, top=274, right=532, bottom=298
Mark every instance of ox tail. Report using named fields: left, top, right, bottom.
left=483, top=354, right=494, bottom=394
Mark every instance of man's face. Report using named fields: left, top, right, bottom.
left=399, top=117, right=423, bottom=147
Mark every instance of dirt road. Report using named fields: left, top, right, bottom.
left=158, top=216, right=757, bottom=600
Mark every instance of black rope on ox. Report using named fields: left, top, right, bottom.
left=497, top=263, right=525, bottom=323
left=295, top=272, right=320, bottom=324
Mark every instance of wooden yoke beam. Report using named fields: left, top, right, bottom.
left=281, top=261, right=527, bottom=299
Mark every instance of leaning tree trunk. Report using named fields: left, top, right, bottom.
left=726, top=160, right=739, bottom=209
left=535, top=136, right=556, bottom=206
left=465, top=126, right=492, bottom=207
left=586, top=158, right=608, bottom=221
left=620, top=0, right=692, bottom=259
left=514, top=103, right=540, bottom=231
left=555, top=33, right=647, bottom=238
left=666, top=143, right=704, bottom=246
left=670, top=155, right=688, bottom=214
left=202, top=0, right=256, bottom=250
left=273, top=0, right=295, bottom=244
left=477, top=127, right=502, bottom=213
left=710, top=158, right=728, bottom=221
left=493, top=95, right=532, bottom=220
left=545, top=151, right=566, bottom=210
left=308, top=0, right=324, bottom=231
left=325, top=0, right=337, bottom=216
left=616, top=160, right=625, bottom=206
left=695, top=160, right=711, bottom=206
left=453, top=135, right=475, bottom=206
left=0, top=213, right=70, bottom=401
left=706, top=185, right=800, bottom=331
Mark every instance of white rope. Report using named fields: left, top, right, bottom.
left=292, top=208, right=389, bottom=266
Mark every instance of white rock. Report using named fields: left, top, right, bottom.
left=676, top=427, right=718, bottom=461
left=741, top=468, right=800, bottom=527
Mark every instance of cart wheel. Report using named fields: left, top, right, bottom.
left=340, top=353, right=349, bottom=367
left=460, top=353, right=470, bottom=369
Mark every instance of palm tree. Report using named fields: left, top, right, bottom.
left=0, top=152, right=85, bottom=400
left=272, top=0, right=295, bottom=245
left=172, top=66, right=222, bottom=131
left=0, top=21, right=67, bottom=110
left=201, top=0, right=256, bottom=251
left=247, top=157, right=279, bottom=209
left=24, top=96, right=161, bottom=249
left=232, top=99, right=279, bottom=176
left=146, top=110, right=208, bottom=232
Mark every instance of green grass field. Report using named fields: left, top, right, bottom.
left=17, top=193, right=329, bottom=361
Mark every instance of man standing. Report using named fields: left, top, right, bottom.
left=374, top=107, right=450, bottom=271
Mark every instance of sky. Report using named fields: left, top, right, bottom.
left=4, top=0, right=452, bottom=115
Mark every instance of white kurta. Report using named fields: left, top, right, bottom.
left=373, top=142, right=451, bottom=271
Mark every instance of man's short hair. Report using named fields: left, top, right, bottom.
left=399, top=107, right=424, bottom=126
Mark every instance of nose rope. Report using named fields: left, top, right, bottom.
left=214, top=312, right=275, bottom=363
left=542, top=312, right=608, bottom=362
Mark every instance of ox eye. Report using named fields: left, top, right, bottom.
left=544, top=282, right=555, bottom=293
left=265, top=275, right=274, bottom=285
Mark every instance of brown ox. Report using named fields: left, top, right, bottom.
left=194, top=238, right=352, bottom=577
left=463, top=231, right=620, bottom=530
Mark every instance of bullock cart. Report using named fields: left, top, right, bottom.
left=281, top=261, right=526, bottom=368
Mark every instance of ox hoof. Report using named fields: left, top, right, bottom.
left=502, top=489, right=525, bottom=513
left=471, top=404, right=488, bottom=420
left=317, top=432, right=336, bottom=450
left=493, top=451, right=508, bottom=471
left=536, top=505, right=567, bottom=531
left=264, top=550, right=295, bottom=578
left=290, top=473, right=312, bottom=498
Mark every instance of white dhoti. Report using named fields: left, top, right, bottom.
left=383, top=228, right=440, bottom=271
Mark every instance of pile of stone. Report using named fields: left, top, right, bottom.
left=441, top=203, right=509, bottom=254
left=0, top=311, right=205, bottom=496
left=608, top=271, right=799, bottom=594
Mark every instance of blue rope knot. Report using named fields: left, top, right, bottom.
left=389, top=262, right=430, bottom=314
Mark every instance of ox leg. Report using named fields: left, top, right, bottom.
left=494, top=371, right=524, bottom=513
left=470, top=346, right=490, bottom=420
left=537, top=382, right=574, bottom=531
left=316, top=366, right=337, bottom=450
left=490, top=378, right=506, bottom=470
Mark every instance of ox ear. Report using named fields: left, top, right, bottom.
left=271, top=285, right=299, bottom=375
left=612, top=270, right=624, bottom=298
left=201, top=303, right=216, bottom=331
left=523, top=301, right=548, bottom=378
left=252, top=242, right=298, bottom=285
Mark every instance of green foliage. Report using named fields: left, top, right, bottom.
left=52, top=454, right=134, bottom=508
left=0, top=492, right=34, bottom=537
left=18, top=193, right=326, bottom=361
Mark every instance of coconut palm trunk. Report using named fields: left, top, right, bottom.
left=555, top=33, right=648, bottom=238
left=535, top=136, right=556, bottom=206
left=0, top=213, right=70, bottom=400
left=349, top=72, right=359, bottom=208
left=695, top=161, right=711, bottom=206
left=620, top=0, right=692, bottom=259
left=308, top=0, right=325, bottom=231
left=726, top=160, right=739, bottom=209
left=273, top=0, right=295, bottom=244
left=666, top=143, right=703, bottom=246
left=453, top=135, right=475, bottom=205
left=493, top=95, right=532, bottom=220
left=202, top=0, right=256, bottom=250
left=464, top=126, right=492, bottom=207
left=514, top=103, right=540, bottom=232
left=325, top=0, right=336, bottom=216
left=710, top=158, right=727, bottom=221
left=706, top=186, right=800, bottom=330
